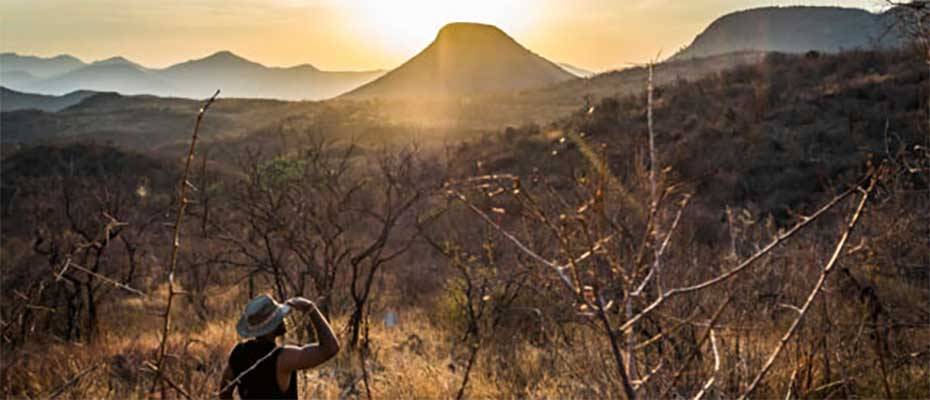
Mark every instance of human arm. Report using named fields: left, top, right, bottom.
left=276, top=297, right=341, bottom=372
left=218, top=362, right=235, bottom=399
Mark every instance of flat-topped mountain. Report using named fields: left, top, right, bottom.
left=672, top=6, right=902, bottom=60
left=342, top=22, right=575, bottom=99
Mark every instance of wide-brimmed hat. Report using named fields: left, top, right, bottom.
left=236, top=294, right=292, bottom=338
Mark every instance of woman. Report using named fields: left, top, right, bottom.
left=219, top=294, right=340, bottom=399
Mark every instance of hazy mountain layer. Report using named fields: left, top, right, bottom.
left=672, top=6, right=902, bottom=60
left=159, top=51, right=383, bottom=100
left=26, top=63, right=174, bottom=96
left=342, top=22, right=575, bottom=99
left=0, top=53, right=85, bottom=78
left=0, top=51, right=384, bottom=100
left=0, top=87, right=99, bottom=112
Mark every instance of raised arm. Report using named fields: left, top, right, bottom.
left=277, top=297, right=341, bottom=372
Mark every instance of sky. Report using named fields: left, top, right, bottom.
left=1, top=0, right=886, bottom=72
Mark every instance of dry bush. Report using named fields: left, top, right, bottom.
left=1, top=48, right=927, bottom=399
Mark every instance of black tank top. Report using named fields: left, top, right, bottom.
left=229, top=339, right=298, bottom=399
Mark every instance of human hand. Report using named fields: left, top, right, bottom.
left=286, top=297, right=316, bottom=312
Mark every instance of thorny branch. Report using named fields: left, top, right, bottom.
left=151, top=90, right=220, bottom=394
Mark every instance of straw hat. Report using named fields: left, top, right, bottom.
left=236, top=294, right=292, bottom=338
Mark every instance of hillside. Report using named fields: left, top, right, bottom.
left=672, top=6, right=902, bottom=60
left=342, top=22, right=575, bottom=99
left=352, top=51, right=769, bottom=130
left=0, top=87, right=99, bottom=112
left=458, top=49, right=927, bottom=222
left=0, top=93, right=313, bottom=150
left=558, top=63, right=596, bottom=78
left=1, top=52, right=769, bottom=150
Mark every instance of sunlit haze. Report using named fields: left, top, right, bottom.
left=2, top=0, right=886, bottom=72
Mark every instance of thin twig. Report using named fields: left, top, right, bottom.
left=596, top=292, right=637, bottom=400
left=618, top=178, right=866, bottom=334
left=46, top=363, right=100, bottom=399
left=151, top=90, right=220, bottom=394
left=632, top=194, right=689, bottom=297
left=739, top=175, right=876, bottom=399
left=214, top=347, right=278, bottom=396
left=144, top=362, right=194, bottom=400
left=57, top=257, right=146, bottom=297
left=450, top=190, right=576, bottom=292
left=659, top=292, right=733, bottom=398
left=692, top=329, right=719, bottom=400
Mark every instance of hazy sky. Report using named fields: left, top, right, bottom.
left=1, top=0, right=885, bottom=72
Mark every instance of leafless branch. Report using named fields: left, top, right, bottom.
left=151, top=89, right=220, bottom=394
left=618, top=177, right=867, bottom=334
left=739, top=175, right=877, bottom=399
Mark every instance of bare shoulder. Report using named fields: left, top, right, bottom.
left=276, top=343, right=337, bottom=372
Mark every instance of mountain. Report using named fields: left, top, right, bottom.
left=342, top=22, right=575, bottom=99
left=1, top=87, right=98, bottom=112
left=0, top=53, right=86, bottom=78
left=0, top=70, right=39, bottom=90
left=159, top=51, right=383, bottom=100
left=25, top=63, right=174, bottom=96
left=672, top=6, right=902, bottom=60
left=2, top=51, right=383, bottom=101
left=90, top=56, right=147, bottom=70
left=559, top=63, right=596, bottom=78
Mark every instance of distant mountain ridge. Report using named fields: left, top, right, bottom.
left=0, top=53, right=85, bottom=78
left=0, top=86, right=99, bottom=112
left=3, top=6, right=905, bottom=100
left=0, top=51, right=384, bottom=100
left=672, top=6, right=903, bottom=60
left=342, top=22, right=575, bottom=99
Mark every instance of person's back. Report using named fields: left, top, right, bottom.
left=229, top=339, right=298, bottom=399
left=220, top=295, right=340, bottom=400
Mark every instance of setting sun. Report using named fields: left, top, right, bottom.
left=354, top=0, right=539, bottom=57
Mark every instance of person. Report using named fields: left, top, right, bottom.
left=219, top=294, right=340, bottom=399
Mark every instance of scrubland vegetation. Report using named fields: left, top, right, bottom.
left=1, top=46, right=928, bottom=399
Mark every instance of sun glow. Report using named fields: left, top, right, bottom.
left=355, top=0, right=539, bottom=60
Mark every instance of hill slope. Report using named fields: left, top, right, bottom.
left=558, top=63, right=596, bottom=78
left=0, top=87, right=98, bottom=112
left=461, top=50, right=925, bottom=223
left=672, top=6, right=901, bottom=60
left=342, top=22, right=575, bottom=99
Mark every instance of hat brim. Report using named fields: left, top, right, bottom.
left=236, top=304, right=292, bottom=338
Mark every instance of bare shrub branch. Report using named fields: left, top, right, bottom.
left=151, top=90, right=220, bottom=394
